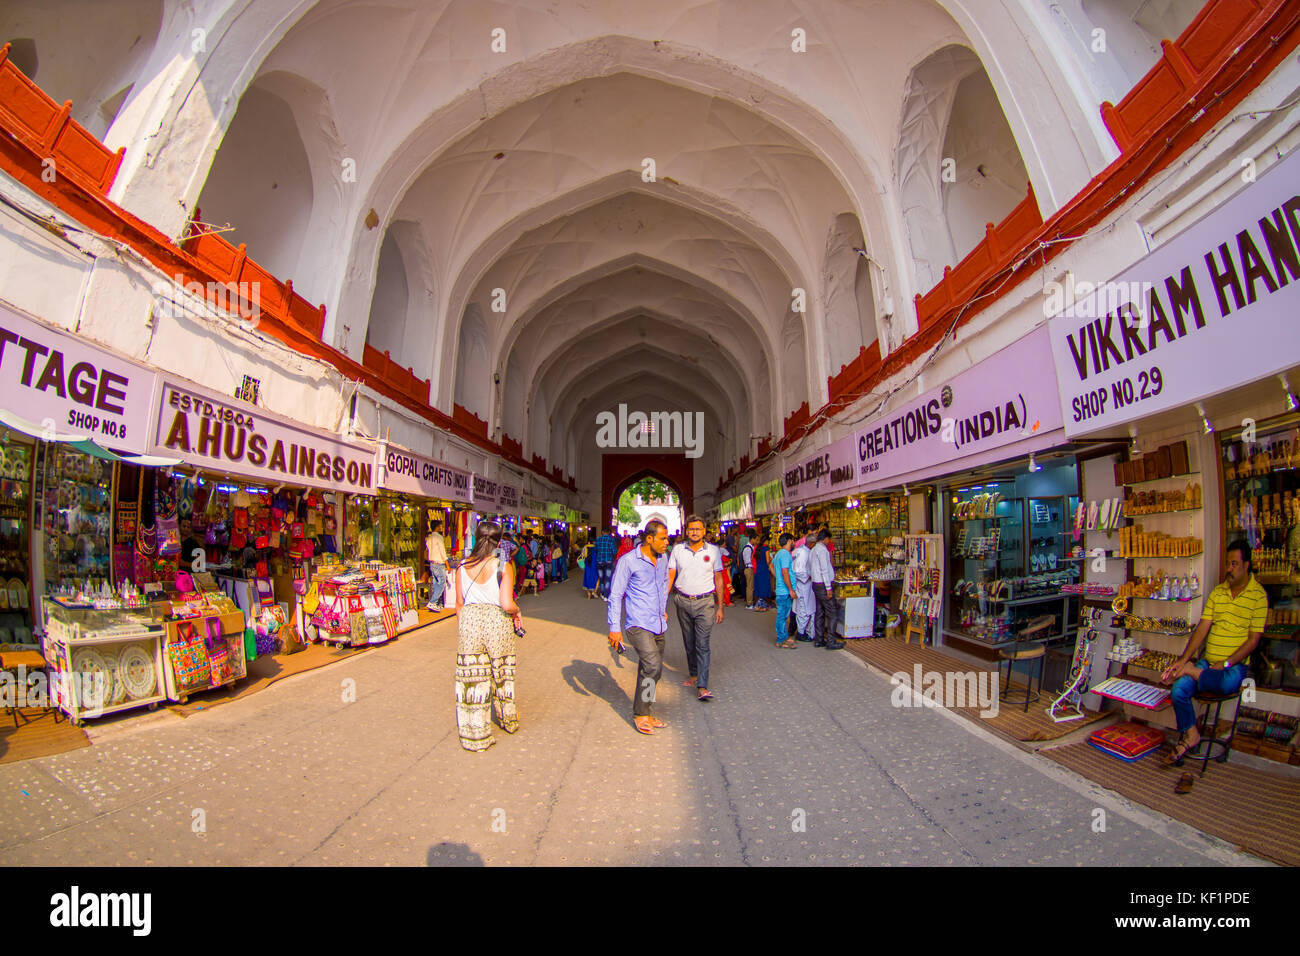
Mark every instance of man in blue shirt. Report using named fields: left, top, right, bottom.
left=594, top=525, right=620, bottom=601
left=608, top=520, right=671, bottom=735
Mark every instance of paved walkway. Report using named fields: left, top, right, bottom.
left=0, top=581, right=1263, bottom=865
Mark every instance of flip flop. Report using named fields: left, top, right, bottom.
left=634, top=717, right=658, bottom=735
left=1175, top=772, right=1195, bottom=794
left=682, top=677, right=698, bottom=687
left=647, top=716, right=666, bottom=728
left=697, top=689, right=714, bottom=701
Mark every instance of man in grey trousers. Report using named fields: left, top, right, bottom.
left=667, top=515, right=727, bottom=702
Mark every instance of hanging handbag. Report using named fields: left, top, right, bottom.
left=168, top=621, right=212, bottom=692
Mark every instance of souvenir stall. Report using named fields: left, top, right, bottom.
left=42, top=572, right=249, bottom=722
left=375, top=442, right=475, bottom=617
left=824, top=493, right=908, bottom=639
left=148, top=375, right=380, bottom=662
left=902, top=534, right=944, bottom=644
left=1044, top=148, right=1300, bottom=760
left=0, top=303, right=164, bottom=620
left=943, top=459, right=1083, bottom=650
left=298, top=560, right=405, bottom=647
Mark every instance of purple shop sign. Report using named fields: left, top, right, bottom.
left=0, top=301, right=159, bottom=454
left=783, top=430, right=860, bottom=504
left=379, top=443, right=472, bottom=503
left=853, top=327, right=1064, bottom=486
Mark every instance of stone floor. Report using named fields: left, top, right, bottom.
left=0, top=580, right=1266, bottom=866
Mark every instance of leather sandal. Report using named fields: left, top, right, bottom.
left=1163, top=734, right=1197, bottom=766
left=1174, top=772, right=1195, bottom=794
left=646, top=716, right=666, bottom=728
left=682, top=676, right=697, bottom=687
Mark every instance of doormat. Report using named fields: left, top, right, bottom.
left=0, top=710, right=90, bottom=764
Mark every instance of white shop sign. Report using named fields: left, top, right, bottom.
left=0, top=301, right=158, bottom=454
left=151, top=378, right=377, bottom=495
left=853, top=327, right=1063, bottom=483
left=378, top=443, right=472, bottom=503
left=1050, top=147, right=1300, bottom=436
left=498, top=483, right=520, bottom=512
left=473, top=474, right=500, bottom=509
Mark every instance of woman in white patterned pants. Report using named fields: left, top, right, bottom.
left=454, top=521, right=524, bottom=752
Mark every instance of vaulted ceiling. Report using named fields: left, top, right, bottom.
left=3, top=0, right=1205, bottom=507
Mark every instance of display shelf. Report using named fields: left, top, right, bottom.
left=1226, top=466, right=1300, bottom=481
left=1128, top=594, right=1201, bottom=603
left=1124, top=627, right=1193, bottom=638
left=1122, top=472, right=1200, bottom=487
left=1125, top=506, right=1201, bottom=518
left=1120, top=551, right=1203, bottom=560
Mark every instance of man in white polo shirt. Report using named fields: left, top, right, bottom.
left=667, top=514, right=727, bottom=701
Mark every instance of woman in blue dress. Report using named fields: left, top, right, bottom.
left=581, top=537, right=598, bottom=598
left=752, top=533, right=774, bottom=610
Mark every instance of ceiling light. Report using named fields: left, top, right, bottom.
left=1195, top=402, right=1213, bottom=434
left=1281, top=374, right=1298, bottom=411
left=1027, top=453, right=1041, bottom=473
left=1129, top=425, right=1138, bottom=453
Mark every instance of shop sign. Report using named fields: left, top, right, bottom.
left=784, top=431, right=860, bottom=504
left=1050, top=148, right=1300, bottom=436
left=854, top=328, right=1063, bottom=483
left=378, top=443, right=472, bottom=503
left=150, top=378, right=377, bottom=494
left=0, top=302, right=158, bottom=454
left=753, top=478, right=786, bottom=514
left=473, top=474, right=500, bottom=508
left=498, top=483, right=520, bottom=512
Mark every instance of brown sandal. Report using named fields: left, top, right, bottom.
left=1175, top=772, right=1195, bottom=794
left=1163, top=734, right=1197, bottom=766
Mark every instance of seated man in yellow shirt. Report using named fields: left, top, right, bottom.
left=1160, top=539, right=1266, bottom=764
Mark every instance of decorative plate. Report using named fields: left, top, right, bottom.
left=1087, top=501, right=1099, bottom=530
left=1099, top=499, right=1112, bottom=528
left=118, top=643, right=157, bottom=700
left=1049, top=553, right=1058, bottom=570
left=71, top=647, right=116, bottom=711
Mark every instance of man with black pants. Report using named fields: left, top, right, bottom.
left=667, top=515, right=727, bottom=701
left=809, top=529, right=845, bottom=650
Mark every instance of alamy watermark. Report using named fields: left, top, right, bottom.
left=152, top=274, right=261, bottom=328
left=890, top=664, right=1000, bottom=718
left=595, top=404, right=705, bottom=459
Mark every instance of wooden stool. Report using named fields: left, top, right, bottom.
left=998, top=614, right=1053, bottom=712
left=0, top=648, right=54, bottom=727
left=1178, top=688, right=1243, bottom=776
left=904, top=614, right=927, bottom=646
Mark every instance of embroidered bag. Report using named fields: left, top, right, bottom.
left=168, top=622, right=211, bottom=691
left=233, top=508, right=249, bottom=531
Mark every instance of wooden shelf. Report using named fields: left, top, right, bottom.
left=1122, top=472, right=1200, bottom=487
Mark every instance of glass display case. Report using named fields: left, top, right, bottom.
left=376, top=495, right=422, bottom=574
left=946, top=467, right=1081, bottom=646
left=0, top=437, right=34, bottom=639
left=42, top=446, right=113, bottom=591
